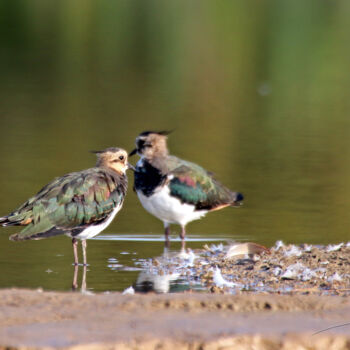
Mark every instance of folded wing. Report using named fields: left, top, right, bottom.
left=168, top=159, right=237, bottom=211
left=0, top=169, right=124, bottom=240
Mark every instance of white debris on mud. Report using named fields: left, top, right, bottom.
left=212, top=266, right=238, bottom=288
left=274, top=240, right=285, bottom=251
left=284, top=245, right=303, bottom=257
left=326, top=243, right=343, bottom=252
left=122, top=286, right=135, bottom=295
left=327, top=272, right=342, bottom=283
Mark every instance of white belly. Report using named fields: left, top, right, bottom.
left=74, top=203, right=123, bottom=240
left=137, top=186, right=207, bottom=226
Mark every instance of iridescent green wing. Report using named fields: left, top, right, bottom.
left=167, top=157, right=234, bottom=210
left=7, top=168, right=124, bottom=240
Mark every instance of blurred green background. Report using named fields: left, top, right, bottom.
left=1, top=0, right=350, bottom=291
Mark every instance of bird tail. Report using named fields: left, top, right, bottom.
left=0, top=216, right=31, bottom=227
left=0, top=215, right=13, bottom=227
left=230, top=192, right=244, bottom=207
left=0, top=209, right=34, bottom=227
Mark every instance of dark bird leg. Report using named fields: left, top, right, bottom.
left=72, top=238, right=79, bottom=265
left=72, top=264, right=79, bottom=291
left=82, top=239, right=87, bottom=266
left=164, top=223, right=171, bottom=248
left=180, top=225, right=186, bottom=251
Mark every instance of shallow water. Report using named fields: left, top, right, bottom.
left=1, top=1, right=350, bottom=292
left=0, top=233, right=229, bottom=292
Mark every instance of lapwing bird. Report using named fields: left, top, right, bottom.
left=0, top=148, right=131, bottom=265
left=129, top=131, right=243, bottom=249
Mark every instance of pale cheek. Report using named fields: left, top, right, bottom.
left=109, top=163, right=126, bottom=174
left=119, top=164, right=128, bottom=174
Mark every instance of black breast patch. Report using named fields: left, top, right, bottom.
left=134, top=160, right=166, bottom=197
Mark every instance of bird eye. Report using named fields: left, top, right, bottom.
left=119, top=155, right=124, bottom=160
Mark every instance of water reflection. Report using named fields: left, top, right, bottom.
left=69, top=244, right=203, bottom=293
left=134, top=247, right=204, bottom=293
left=100, top=235, right=237, bottom=293
left=72, top=265, right=87, bottom=292
left=135, top=271, right=181, bottom=293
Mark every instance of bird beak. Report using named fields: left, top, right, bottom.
left=129, top=149, right=137, bottom=157
left=232, top=192, right=244, bottom=207
left=127, top=163, right=135, bottom=171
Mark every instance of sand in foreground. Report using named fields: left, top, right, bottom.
left=0, top=289, right=350, bottom=349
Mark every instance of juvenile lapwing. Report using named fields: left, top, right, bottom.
left=0, top=147, right=131, bottom=265
left=129, top=131, right=243, bottom=249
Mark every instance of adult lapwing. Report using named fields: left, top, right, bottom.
left=129, top=131, right=243, bottom=249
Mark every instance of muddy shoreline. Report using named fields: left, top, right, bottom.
left=2, top=242, right=350, bottom=349
left=0, top=289, right=350, bottom=349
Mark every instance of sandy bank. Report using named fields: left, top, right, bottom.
left=0, top=289, right=350, bottom=349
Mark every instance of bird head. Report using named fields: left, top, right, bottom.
left=92, top=148, right=134, bottom=174
left=129, top=130, right=172, bottom=159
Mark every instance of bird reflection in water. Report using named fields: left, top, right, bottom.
left=135, top=270, right=180, bottom=293
left=72, top=265, right=87, bottom=292
left=134, top=247, right=198, bottom=293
